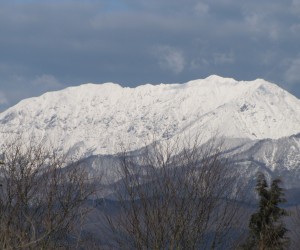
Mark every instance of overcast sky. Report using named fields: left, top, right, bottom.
left=0, top=0, right=300, bottom=111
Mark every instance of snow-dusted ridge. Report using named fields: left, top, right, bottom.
left=0, top=75, right=299, bottom=157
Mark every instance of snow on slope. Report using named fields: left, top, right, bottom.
left=0, top=75, right=299, bottom=157
left=216, top=134, right=300, bottom=188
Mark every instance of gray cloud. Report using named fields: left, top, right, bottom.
left=0, top=0, right=299, bottom=111
left=284, top=56, right=300, bottom=86
left=194, top=2, right=210, bottom=15
left=213, top=51, right=235, bottom=65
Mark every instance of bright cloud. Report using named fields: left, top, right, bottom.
left=32, top=74, right=63, bottom=88
left=0, top=91, right=8, bottom=106
left=155, top=46, right=186, bottom=74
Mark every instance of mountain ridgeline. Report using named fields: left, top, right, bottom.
left=0, top=75, right=299, bottom=189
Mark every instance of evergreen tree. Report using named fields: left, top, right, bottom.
left=243, top=172, right=289, bottom=250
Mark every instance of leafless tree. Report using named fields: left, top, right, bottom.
left=0, top=137, right=96, bottom=249
left=103, top=136, right=247, bottom=250
left=287, top=205, right=300, bottom=249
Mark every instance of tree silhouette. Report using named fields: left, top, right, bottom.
left=243, top=172, right=289, bottom=250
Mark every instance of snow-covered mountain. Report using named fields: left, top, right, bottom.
left=219, top=134, right=300, bottom=187
left=0, top=75, right=299, bottom=159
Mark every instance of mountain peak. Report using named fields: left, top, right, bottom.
left=205, top=74, right=236, bottom=82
